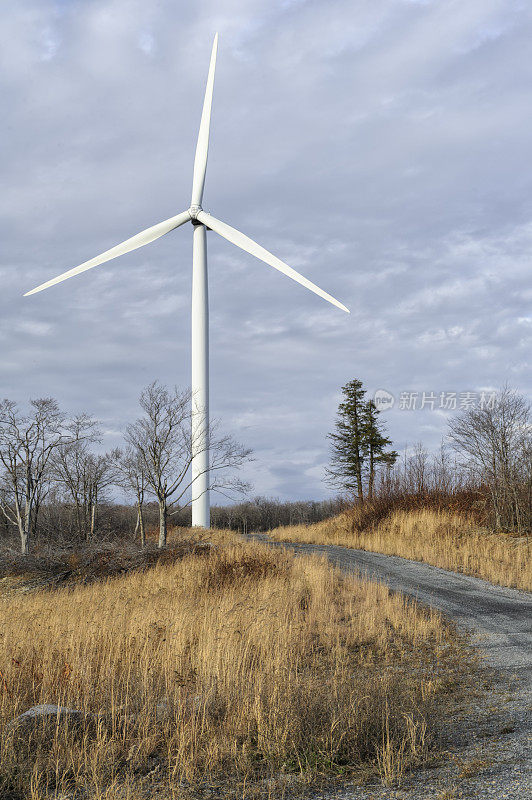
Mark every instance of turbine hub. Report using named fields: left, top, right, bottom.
left=189, top=204, right=202, bottom=220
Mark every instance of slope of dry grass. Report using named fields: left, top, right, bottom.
left=0, top=538, right=474, bottom=799
left=269, top=508, right=532, bottom=592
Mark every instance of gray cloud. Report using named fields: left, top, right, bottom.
left=1, top=0, right=531, bottom=501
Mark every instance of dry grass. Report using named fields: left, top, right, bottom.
left=454, top=755, right=491, bottom=780
left=269, top=508, right=532, bottom=592
left=0, top=538, right=473, bottom=799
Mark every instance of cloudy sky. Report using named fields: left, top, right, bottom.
left=1, top=0, right=531, bottom=501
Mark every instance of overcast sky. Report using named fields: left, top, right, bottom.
left=1, top=0, right=531, bottom=502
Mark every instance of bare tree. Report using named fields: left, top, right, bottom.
left=448, top=387, right=531, bottom=533
left=84, top=451, right=119, bottom=540
left=53, top=415, right=117, bottom=541
left=406, top=442, right=430, bottom=495
left=0, top=398, right=66, bottom=554
left=115, top=447, right=148, bottom=546
left=125, top=382, right=251, bottom=547
left=430, top=441, right=453, bottom=495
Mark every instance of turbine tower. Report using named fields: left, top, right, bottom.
left=24, top=34, right=349, bottom=529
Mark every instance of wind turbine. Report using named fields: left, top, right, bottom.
left=24, top=34, right=349, bottom=529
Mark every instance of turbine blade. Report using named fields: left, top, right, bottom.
left=196, top=211, right=350, bottom=313
left=191, top=33, right=218, bottom=207
left=24, top=210, right=191, bottom=296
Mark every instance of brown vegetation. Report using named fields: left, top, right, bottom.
left=270, top=506, right=532, bottom=592
left=0, top=537, right=474, bottom=799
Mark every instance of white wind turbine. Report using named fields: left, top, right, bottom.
left=25, top=34, right=349, bottom=529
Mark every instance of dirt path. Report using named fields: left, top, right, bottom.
left=251, top=535, right=532, bottom=799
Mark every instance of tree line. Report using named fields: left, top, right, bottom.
left=327, top=381, right=531, bottom=534
left=1, top=379, right=529, bottom=555
left=207, top=496, right=348, bottom=533
left=0, top=382, right=250, bottom=554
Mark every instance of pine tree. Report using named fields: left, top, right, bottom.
left=326, top=379, right=366, bottom=500
left=361, top=399, right=398, bottom=500
left=326, top=380, right=397, bottom=501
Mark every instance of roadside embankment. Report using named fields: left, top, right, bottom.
left=269, top=508, right=531, bottom=591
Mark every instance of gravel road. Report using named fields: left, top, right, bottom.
left=251, top=536, right=532, bottom=799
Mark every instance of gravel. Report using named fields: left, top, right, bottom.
left=249, top=535, right=532, bottom=800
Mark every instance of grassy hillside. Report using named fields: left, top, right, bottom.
left=270, top=508, right=532, bottom=591
left=0, top=536, right=475, bottom=799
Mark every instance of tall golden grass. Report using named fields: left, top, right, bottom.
left=0, top=539, right=472, bottom=799
left=270, top=508, right=532, bottom=591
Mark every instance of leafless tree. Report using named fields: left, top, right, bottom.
left=115, top=448, right=148, bottom=546
left=125, top=382, right=251, bottom=547
left=430, top=442, right=454, bottom=495
left=0, top=398, right=65, bottom=554
left=406, top=442, right=430, bottom=494
left=84, top=451, right=120, bottom=539
left=448, top=387, right=531, bottom=533
left=53, top=415, right=117, bottom=541
left=375, top=438, right=471, bottom=501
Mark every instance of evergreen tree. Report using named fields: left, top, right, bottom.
left=326, top=380, right=397, bottom=501
left=326, top=379, right=366, bottom=499
left=361, top=399, right=398, bottom=500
